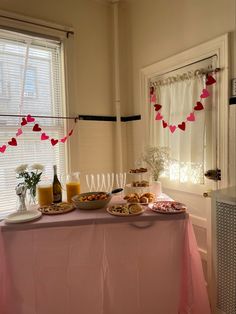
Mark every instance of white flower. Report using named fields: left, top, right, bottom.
left=30, top=163, right=44, bottom=172
left=15, top=164, right=28, bottom=174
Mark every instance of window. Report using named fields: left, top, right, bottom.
left=0, top=29, right=67, bottom=217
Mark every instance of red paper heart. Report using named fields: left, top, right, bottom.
left=33, top=124, right=42, bottom=132
left=60, top=136, right=67, bottom=143
left=206, top=75, right=216, bottom=86
left=154, top=104, right=162, bottom=111
left=150, top=86, right=154, bottom=95
left=16, top=128, right=23, bottom=137
left=0, top=145, right=7, bottom=153
left=8, top=138, right=17, bottom=146
left=178, top=122, right=186, bottom=131
left=26, top=114, right=35, bottom=123
left=41, top=133, right=49, bottom=140
left=21, top=118, right=27, bottom=126
left=68, top=129, right=73, bottom=136
left=194, top=102, right=204, bottom=111
left=51, top=139, right=58, bottom=146
left=162, top=120, right=168, bottom=128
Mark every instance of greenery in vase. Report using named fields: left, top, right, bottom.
left=15, top=164, right=44, bottom=199
left=141, top=147, right=169, bottom=181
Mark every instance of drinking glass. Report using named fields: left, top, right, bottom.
left=37, top=183, right=53, bottom=206
left=66, top=172, right=80, bottom=202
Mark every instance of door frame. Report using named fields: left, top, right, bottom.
left=140, top=33, right=229, bottom=309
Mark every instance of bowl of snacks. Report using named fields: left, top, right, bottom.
left=72, top=191, right=112, bottom=210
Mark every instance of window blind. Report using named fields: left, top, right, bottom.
left=0, top=29, right=67, bottom=217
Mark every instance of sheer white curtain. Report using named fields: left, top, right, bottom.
left=149, top=75, right=208, bottom=184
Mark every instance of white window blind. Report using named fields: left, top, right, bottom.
left=0, top=29, right=67, bottom=217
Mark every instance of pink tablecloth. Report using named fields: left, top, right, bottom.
left=0, top=213, right=210, bottom=314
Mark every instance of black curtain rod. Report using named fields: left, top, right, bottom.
left=0, top=15, right=74, bottom=38
left=0, top=114, right=142, bottom=122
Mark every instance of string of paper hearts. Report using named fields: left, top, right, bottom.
left=0, top=114, right=75, bottom=154
left=150, top=74, right=217, bottom=133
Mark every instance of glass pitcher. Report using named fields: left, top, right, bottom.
left=66, top=172, right=80, bottom=203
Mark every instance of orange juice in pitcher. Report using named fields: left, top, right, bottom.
left=66, top=172, right=80, bottom=202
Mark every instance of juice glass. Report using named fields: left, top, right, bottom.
left=37, top=183, right=53, bottom=206
left=66, top=172, right=80, bottom=202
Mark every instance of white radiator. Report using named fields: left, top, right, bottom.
left=213, top=187, right=236, bottom=314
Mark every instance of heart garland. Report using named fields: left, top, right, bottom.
left=150, top=74, right=216, bottom=133
left=0, top=114, right=75, bottom=154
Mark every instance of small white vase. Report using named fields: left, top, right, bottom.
left=150, top=181, right=162, bottom=199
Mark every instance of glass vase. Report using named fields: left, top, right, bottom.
left=27, top=186, right=37, bottom=208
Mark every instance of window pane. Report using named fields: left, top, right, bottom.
left=0, top=29, right=66, bottom=216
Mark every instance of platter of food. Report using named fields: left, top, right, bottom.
left=39, top=202, right=75, bottom=215
left=124, top=192, right=155, bottom=204
left=149, top=201, right=187, bottom=214
left=129, top=167, right=147, bottom=174
left=107, top=203, right=145, bottom=216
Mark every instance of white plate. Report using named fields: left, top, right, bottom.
left=4, top=209, right=42, bottom=224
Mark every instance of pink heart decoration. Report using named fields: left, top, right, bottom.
left=200, top=89, right=210, bottom=98
left=16, top=128, right=23, bottom=137
left=51, top=139, right=58, bottom=146
left=41, top=133, right=49, bottom=140
left=194, top=102, right=204, bottom=111
left=155, top=112, right=163, bottom=120
left=33, top=124, right=42, bottom=132
left=150, top=94, right=156, bottom=103
left=68, top=129, right=73, bottom=137
left=26, top=114, right=35, bottom=123
left=0, top=145, right=7, bottom=153
left=21, top=118, right=27, bottom=126
left=206, top=75, right=216, bottom=86
left=154, top=104, right=162, bottom=111
left=178, top=122, right=186, bottom=131
left=162, top=120, right=168, bottom=128
left=169, top=125, right=176, bottom=133
left=60, top=136, right=67, bottom=143
left=8, top=138, right=17, bottom=146
left=187, top=112, right=196, bottom=122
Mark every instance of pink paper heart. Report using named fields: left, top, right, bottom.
left=41, top=133, right=49, bottom=140
left=187, top=112, right=196, bottom=122
left=60, top=136, right=67, bottom=143
left=194, top=101, right=204, bottom=111
left=155, top=112, right=163, bottom=120
left=200, top=89, right=210, bottom=98
left=169, top=125, right=176, bottom=133
left=26, top=114, right=35, bottom=123
left=150, top=94, right=156, bottom=103
left=21, top=118, right=27, bottom=126
left=16, top=128, right=23, bottom=137
left=0, top=145, right=6, bottom=153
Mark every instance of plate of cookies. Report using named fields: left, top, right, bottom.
left=149, top=201, right=187, bottom=214
left=124, top=192, right=155, bottom=205
left=39, top=202, right=75, bottom=215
